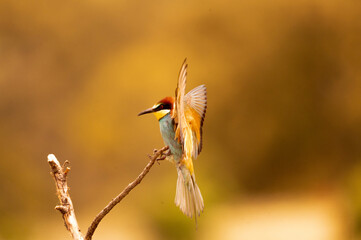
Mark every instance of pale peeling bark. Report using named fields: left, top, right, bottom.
left=47, top=154, right=84, bottom=240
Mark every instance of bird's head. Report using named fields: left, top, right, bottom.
left=138, top=97, right=174, bottom=120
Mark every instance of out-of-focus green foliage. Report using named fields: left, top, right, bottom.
left=0, top=0, right=361, bottom=239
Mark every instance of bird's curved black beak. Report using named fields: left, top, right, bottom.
left=138, top=107, right=155, bottom=116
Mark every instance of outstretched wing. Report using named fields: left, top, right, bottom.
left=174, top=59, right=207, bottom=161
left=173, top=58, right=187, bottom=144
left=184, top=84, right=207, bottom=158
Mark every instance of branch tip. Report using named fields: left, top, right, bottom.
left=48, top=154, right=59, bottom=164
left=63, top=160, right=70, bottom=168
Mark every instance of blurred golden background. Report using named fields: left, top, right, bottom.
left=1, top=0, right=361, bottom=239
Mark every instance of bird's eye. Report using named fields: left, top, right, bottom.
left=156, top=104, right=163, bottom=111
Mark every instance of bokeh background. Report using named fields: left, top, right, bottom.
left=1, top=0, right=361, bottom=239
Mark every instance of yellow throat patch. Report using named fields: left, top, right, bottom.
left=153, top=109, right=170, bottom=120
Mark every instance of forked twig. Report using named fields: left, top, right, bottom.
left=47, top=146, right=169, bottom=240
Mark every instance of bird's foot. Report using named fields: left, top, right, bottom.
left=156, top=149, right=171, bottom=165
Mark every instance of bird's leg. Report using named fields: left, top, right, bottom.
left=156, top=149, right=171, bottom=165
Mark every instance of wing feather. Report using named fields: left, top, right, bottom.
left=174, top=59, right=207, bottom=160
left=174, top=58, right=188, bottom=143
left=185, top=84, right=207, bottom=158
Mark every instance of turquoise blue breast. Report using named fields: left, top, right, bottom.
left=158, top=113, right=182, bottom=161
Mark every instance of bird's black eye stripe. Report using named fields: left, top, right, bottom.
left=162, top=103, right=172, bottom=110
left=155, top=103, right=172, bottom=111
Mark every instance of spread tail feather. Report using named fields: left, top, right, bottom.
left=175, top=167, right=204, bottom=221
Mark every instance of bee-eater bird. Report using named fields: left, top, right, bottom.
left=138, top=59, right=207, bottom=221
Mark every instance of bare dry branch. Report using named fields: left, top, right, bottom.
left=47, top=154, right=84, bottom=240
left=48, top=146, right=169, bottom=240
left=85, top=146, right=169, bottom=240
